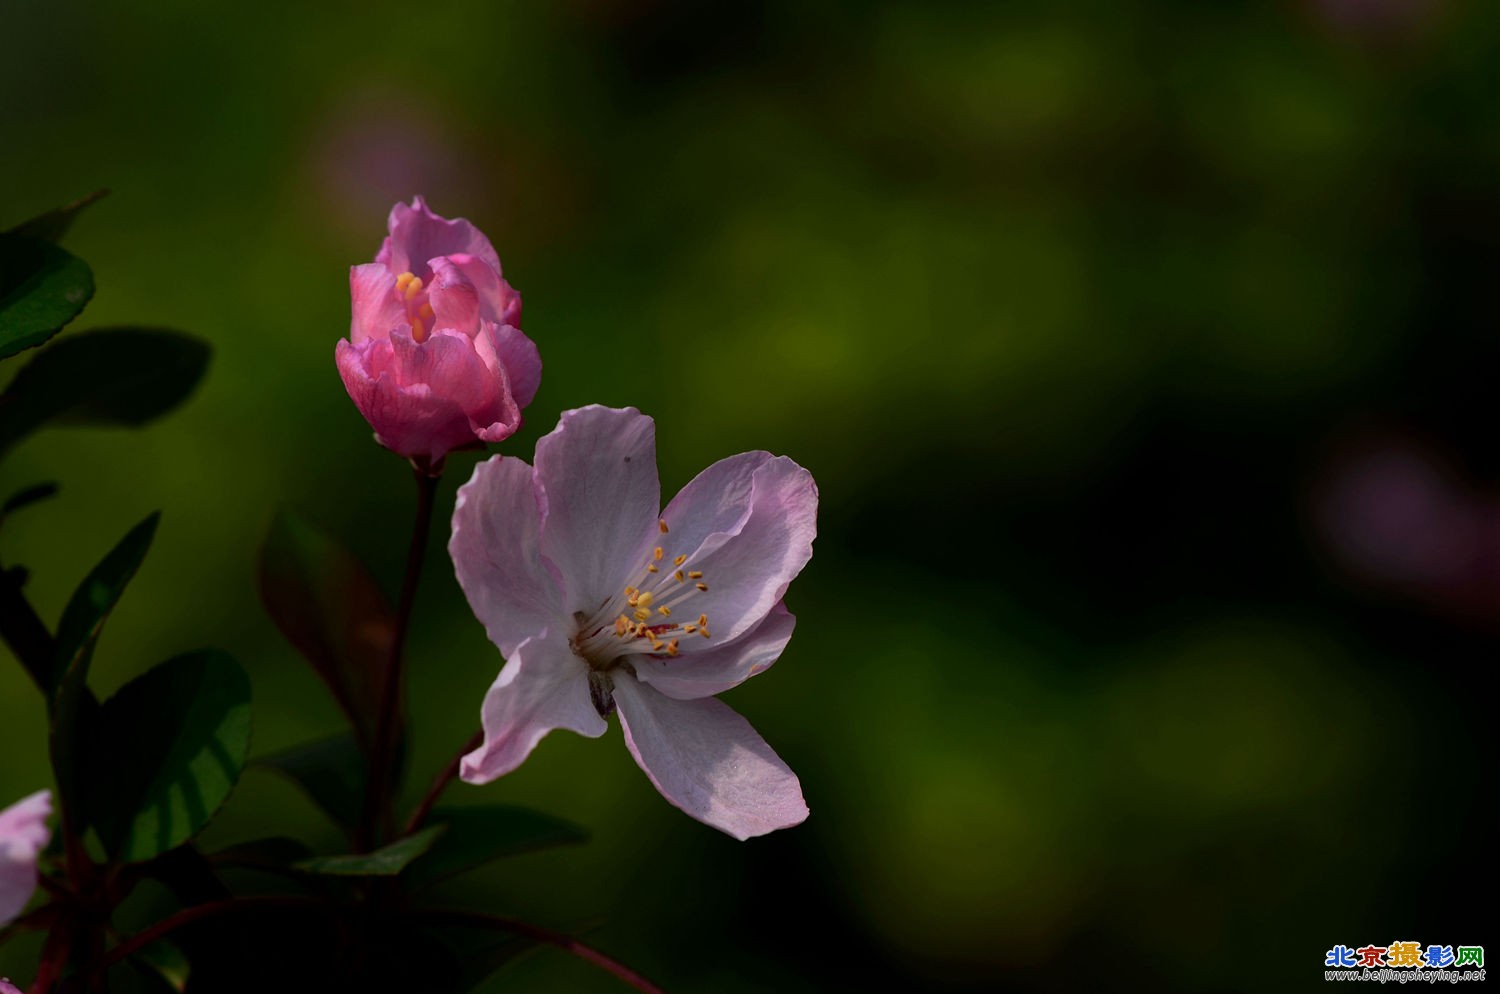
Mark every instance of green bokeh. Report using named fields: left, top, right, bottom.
left=3, top=1, right=1494, bottom=990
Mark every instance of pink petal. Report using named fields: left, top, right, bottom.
left=441, top=253, right=524, bottom=330
left=658, top=451, right=773, bottom=562
left=460, top=628, right=606, bottom=784
left=426, top=256, right=484, bottom=336
left=0, top=790, right=51, bottom=928
left=633, top=602, right=796, bottom=700
left=488, top=323, right=541, bottom=408
left=376, top=196, right=501, bottom=279
left=613, top=676, right=807, bottom=840
left=451, top=455, right=567, bottom=657
left=1, top=979, right=23, bottom=994
left=336, top=330, right=521, bottom=464
left=668, top=456, right=817, bottom=647
left=348, top=263, right=405, bottom=343
left=534, top=407, right=660, bottom=616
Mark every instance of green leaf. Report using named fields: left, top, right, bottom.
left=2, top=481, right=58, bottom=518
left=87, top=650, right=253, bottom=863
left=259, top=511, right=395, bottom=751
left=48, top=513, right=159, bottom=821
left=0, top=327, right=210, bottom=459
left=407, top=806, right=590, bottom=888
left=206, top=836, right=315, bottom=871
left=0, top=234, right=93, bottom=359
left=6, top=189, right=109, bottom=244
left=293, top=825, right=445, bottom=877
left=255, top=733, right=366, bottom=834
left=129, top=939, right=190, bottom=993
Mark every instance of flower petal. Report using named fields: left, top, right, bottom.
left=658, top=451, right=774, bottom=562
left=349, top=264, right=405, bottom=343
left=632, top=602, right=796, bottom=700
left=377, top=196, right=501, bottom=278
left=336, top=330, right=521, bottom=464
left=0, top=790, right=51, bottom=928
left=460, top=628, right=606, bottom=783
left=535, top=407, right=660, bottom=615
left=613, top=676, right=807, bottom=840
left=671, top=456, right=817, bottom=646
left=489, top=322, right=540, bottom=408
left=451, top=455, right=567, bottom=657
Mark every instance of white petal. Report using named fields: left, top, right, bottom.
left=613, top=676, right=807, bottom=840
left=632, top=602, right=796, bottom=700
left=534, top=407, right=660, bottom=615
left=450, top=455, right=566, bottom=657
left=460, top=629, right=606, bottom=783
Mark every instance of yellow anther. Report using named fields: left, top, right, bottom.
left=674, top=570, right=685, bottom=582
left=635, top=623, right=648, bottom=637
left=696, top=582, right=709, bottom=592
left=410, top=317, right=428, bottom=342
left=395, top=272, right=415, bottom=292
left=659, top=519, right=669, bottom=534
left=647, top=564, right=659, bottom=573
left=699, top=627, right=712, bottom=639
left=673, top=554, right=687, bottom=567
left=614, top=616, right=629, bottom=636
left=634, top=608, right=651, bottom=622
left=667, top=639, right=679, bottom=656
left=653, top=546, right=664, bottom=562
left=635, top=591, right=654, bottom=608
left=688, top=571, right=703, bottom=579
left=419, top=302, right=435, bottom=320
left=404, top=276, right=423, bottom=300
left=657, top=606, right=672, bottom=617
left=683, top=624, right=698, bottom=634
left=697, top=614, right=708, bottom=628
left=650, top=639, right=665, bottom=652
left=625, top=586, right=638, bottom=597
left=626, top=592, right=639, bottom=607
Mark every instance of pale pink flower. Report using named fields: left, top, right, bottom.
left=0, top=790, right=52, bottom=928
left=336, top=197, right=540, bottom=470
left=450, top=406, right=816, bottom=839
left=1, top=979, right=22, bottom=994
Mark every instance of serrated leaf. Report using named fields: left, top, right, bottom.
left=0, top=234, right=93, bottom=359
left=6, top=189, right=109, bottom=244
left=293, top=825, right=445, bottom=877
left=407, top=806, right=589, bottom=888
left=86, top=650, right=252, bottom=863
left=255, top=733, right=366, bottom=834
left=259, top=510, right=394, bottom=751
left=0, top=327, right=210, bottom=459
left=48, top=513, right=159, bottom=821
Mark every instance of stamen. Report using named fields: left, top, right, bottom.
left=418, top=302, right=434, bottom=320
left=667, top=639, right=679, bottom=656
left=657, top=605, right=672, bottom=617
left=633, top=608, right=651, bottom=622
left=410, top=316, right=427, bottom=342
left=683, top=624, right=698, bottom=634
left=673, top=554, right=687, bottom=567
left=647, top=564, right=659, bottom=573
left=696, top=582, right=709, bottom=592
left=659, top=520, right=669, bottom=534
left=636, top=591, right=655, bottom=608
left=688, top=571, right=703, bottom=579
left=395, top=272, right=415, bottom=293
left=699, top=627, right=712, bottom=638
left=653, top=546, right=664, bottom=562
left=404, top=276, right=424, bottom=300
left=697, top=614, right=708, bottom=628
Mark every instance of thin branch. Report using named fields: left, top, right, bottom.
left=417, top=908, right=668, bottom=994
left=96, top=896, right=325, bottom=972
left=361, top=468, right=440, bottom=849
left=402, top=727, right=483, bottom=836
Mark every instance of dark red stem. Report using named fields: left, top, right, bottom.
left=403, top=727, right=483, bottom=836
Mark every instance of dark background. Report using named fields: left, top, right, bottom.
left=1, top=0, right=1494, bottom=990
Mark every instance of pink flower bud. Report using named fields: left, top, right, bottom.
left=337, top=197, right=540, bottom=471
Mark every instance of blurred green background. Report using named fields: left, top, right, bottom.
left=2, top=0, right=1495, bottom=990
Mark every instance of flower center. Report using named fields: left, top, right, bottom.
left=570, top=518, right=714, bottom=671
left=394, top=271, right=436, bottom=343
